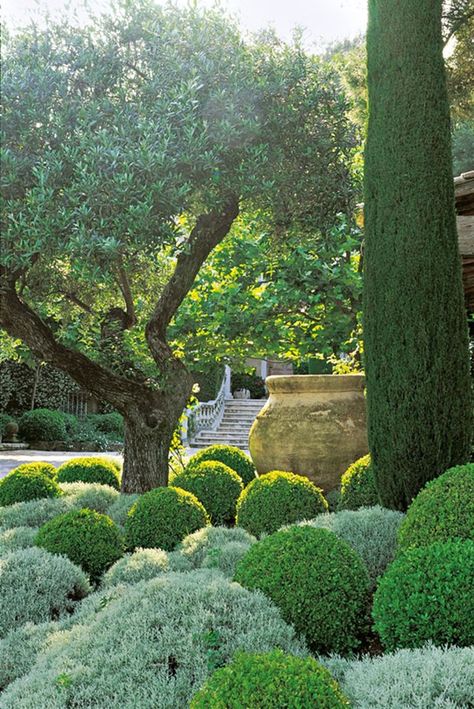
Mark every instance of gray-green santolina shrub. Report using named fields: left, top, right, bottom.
left=178, top=526, right=257, bottom=568
left=321, top=643, right=474, bottom=709
left=0, top=525, right=38, bottom=553
left=102, top=548, right=170, bottom=588
left=363, top=0, right=472, bottom=510
left=1, top=570, right=306, bottom=708
left=0, top=622, right=57, bottom=690
left=0, top=547, right=91, bottom=636
left=0, top=496, right=73, bottom=529
left=59, top=481, right=119, bottom=514
left=107, top=493, right=140, bottom=528
left=298, top=506, right=404, bottom=588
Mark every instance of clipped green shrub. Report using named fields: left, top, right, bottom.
left=0, top=413, right=14, bottom=437
left=235, top=526, right=370, bottom=654
left=1, top=570, right=305, bottom=707
left=372, top=540, right=474, bottom=650
left=397, top=463, right=474, bottom=551
left=60, top=481, right=119, bottom=513
left=338, top=454, right=379, bottom=510
left=0, top=526, right=38, bottom=553
left=86, top=412, right=124, bottom=437
left=191, top=649, right=349, bottom=708
left=125, top=486, right=209, bottom=551
left=36, top=508, right=124, bottom=582
left=18, top=408, right=66, bottom=442
left=12, top=462, right=56, bottom=479
left=0, top=547, right=90, bottom=636
left=0, top=622, right=57, bottom=691
left=0, top=469, right=62, bottom=507
left=236, top=471, right=328, bottom=537
left=102, top=548, right=170, bottom=588
left=0, top=497, right=72, bottom=529
left=107, top=493, right=140, bottom=528
left=187, top=444, right=257, bottom=486
left=322, top=643, right=474, bottom=709
left=172, top=461, right=243, bottom=525
left=299, top=506, right=404, bottom=588
left=56, top=457, right=121, bottom=490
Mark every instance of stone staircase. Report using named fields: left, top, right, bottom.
left=191, top=399, right=265, bottom=450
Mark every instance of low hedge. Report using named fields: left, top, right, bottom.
left=338, top=454, right=379, bottom=510
left=18, top=408, right=67, bottom=442
left=0, top=469, right=62, bottom=507
left=36, top=508, right=124, bottom=582
left=235, top=525, right=370, bottom=654
left=172, top=461, right=243, bottom=525
left=236, top=471, right=328, bottom=537
left=372, top=539, right=474, bottom=650
left=56, top=457, right=121, bottom=490
left=191, top=649, right=349, bottom=708
left=125, top=486, right=209, bottom=551
left=187, top=445, right=256, bottom=486
left=397, top=463, right=474, bottom=551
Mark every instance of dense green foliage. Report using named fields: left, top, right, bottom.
left=397, top=463, right=474, bottom=550
left=0, top=570, right=304, bottom=707
left=236, top=471, right=328, bottom=537
left=363, top=0, right=472, bottom=510
left=338, top=454, right=379, bottom=510
left=187, top=445, right=257, bottom=486
left=85, top=413, right=124, bottom=437
left=299, top=506, right=404, bottom=588
left=235, top=526, right=370, bottom=654
left=0, top=469, right=62, bottom=507
left=172, top=461, right=243, bottom=525
left=0, top=547, right=90, bottom=636
left=12, top=462, right=56, bottom=479
left=372, top=540, right=474, bottom=650
left=56, top=457, right=121, bottom=490
left=36, top=508, right=124, bottom=582
left=125, top=486, right=209, bottom=551
left=102, top=548, right=170, bottom=588
left=191, top=650, right=349, bottom=708
left=231, top=371, right=266, bottom=399
left=18, top=408, right=66, bottom=442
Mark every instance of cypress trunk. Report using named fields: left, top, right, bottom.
left=363, top=0, right=472, bottom=510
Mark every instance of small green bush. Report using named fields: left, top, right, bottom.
left=179, top=526, right=256, bottom=569
left=236, top=471, right=328, bottom=537
left=102, top=548, right=170, bottom=588
left=0, top=570, right=305, bottom=708
left=59, top=482, right=119, bottom=513
left=372, top=540, right=474, bottom=650
left=56, top=457, right=121, bottom=490
left=0, top=413, right=14, bottom=437
left=338, top=454, right=379, bottom=510
left=0, top=469, right=62, bottom=507
left=107, top=493, right=140, bottom=528
left=235, top=526, right=370, bottom=654
left=172, top=461, right=243, bottom=525
left=322, top=643, right=474, bottom=709
left=0, top=497, right=72, bottom=529
left=36, top=508, right=124, bottom=582
left=397, top=463, right=474, bottom=551
left=299, top=506, right=404, bottom=588
left=18, top=408, right=66, bottom=442
left=12, top=462, right=56, bottom=479
left=187, top=444, right=257, bottom=486
left=191, top=649, right=349, bottom=708
left=0, top=547, right=90, bottom=636
left=86, top=412, right=124, bottom=437
left=125, top=486, right=209, bottom=551
left=0, top=526, right=38, bottom=553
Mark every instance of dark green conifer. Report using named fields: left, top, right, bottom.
left=363, top=0, right=472, bottom=510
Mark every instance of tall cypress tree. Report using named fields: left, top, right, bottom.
left=363, top=0, right=472, bottom=510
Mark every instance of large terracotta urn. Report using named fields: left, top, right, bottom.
left=249, top=374, right=368, bottom=492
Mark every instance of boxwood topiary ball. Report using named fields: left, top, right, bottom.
left=12, top=462, right=57, bottom=480
left=125, top=486, right=210, bottom=551
left=190, top=649, right=350, bottom=708
left=187, top=445, right=257, bottom=486
left=397, top=463, right=474, bottom=551
left=36, top=508, right=124, bottom=582
left=234, top=525, right=370, bottom=654
left=0, top=469, right=62, bottom=507
left=372, top=539, right=474, bottom=650
left=236, top=471, right=328, bottom=537
left=338, top=454, right=379, bottom=510
left=56, top=457, right=121, bottom=490
left=18, top=409, right=67, bottom=442
left=172, top=461, right=243, bottom=525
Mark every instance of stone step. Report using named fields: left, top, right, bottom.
left=191, top=441, right=249, bottom=450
